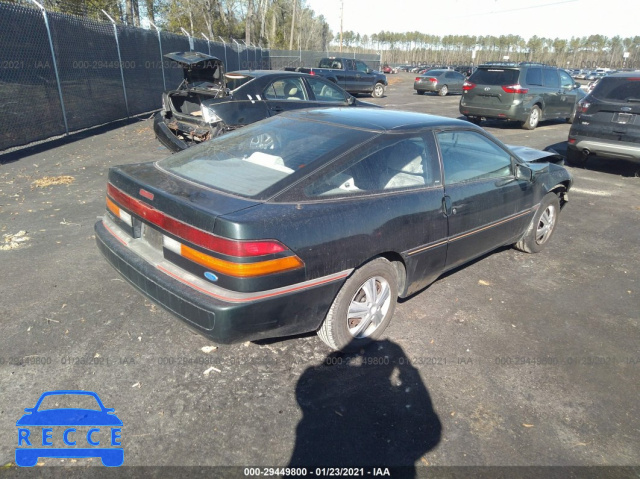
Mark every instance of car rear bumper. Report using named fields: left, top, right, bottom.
left=459, top=101, right=528, bottom=122
left=95, top=219, right=348, bottom=344
left=568, top=137, right=640, bottom=161
left=153, top=111, right=188, bottom=153
left=414, top=82, right=437, bottom=92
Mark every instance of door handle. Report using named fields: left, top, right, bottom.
left=270, top=106, right=285, bottom=112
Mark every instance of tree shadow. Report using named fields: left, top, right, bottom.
left=288, top=339, right=442, bottom=476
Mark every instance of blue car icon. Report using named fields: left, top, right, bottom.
left=16, top=390, right=123, bottom=467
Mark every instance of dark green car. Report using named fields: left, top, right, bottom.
left=459, top=63, right=585, bottom=130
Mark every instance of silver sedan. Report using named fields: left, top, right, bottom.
left=414, top=69, right=466, bottom=96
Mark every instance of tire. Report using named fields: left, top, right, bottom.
left=466, top=116, right=482, bottom=125
left=317, top=258, right=398, bottom=351
left=521, top=105, right=541, bottom=130
left=438, top=85, right=449, bottom=96
left=371, top=82, right=385, bottom=98
left=515, top=192, right=561, bottom=253
left=416, top=90, right=425, bottom=95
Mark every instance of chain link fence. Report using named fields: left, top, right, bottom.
left=0, top=1, right=380, bottom=152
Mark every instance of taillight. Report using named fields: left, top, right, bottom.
left=577, top=101, right=590, bottom=113
left=428, top=77, right=437, bottom=83
left=106, top=196, right=132, bottom=227
left=501, top=84, right=529, bottom=94
left=107, top=184, right=288, bottom=257
left=163, top=236, right=303, bottom=278
left=106, top=183, right=304, bottom=277
left=415, top=77, right=421, bottom=82
left=462, top=81, right=475, bottom=91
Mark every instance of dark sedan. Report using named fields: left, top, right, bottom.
left=154, top=52, right=374, bottom=152
left=96, top=108, right=572, bottom=351
left=414, top=69, right=466, bottom=96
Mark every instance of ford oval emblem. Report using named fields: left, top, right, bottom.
left=204, top=272, right=218, bottom=282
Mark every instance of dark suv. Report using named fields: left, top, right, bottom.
left=460, top=63, right=584, bottom=130
left=567, top=72, right=640, bottom=166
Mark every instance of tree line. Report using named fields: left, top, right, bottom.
left=10, top=0, right=333, bottom=51
left=9, top=0, right=640, bottom=69
left=342, top=31, right=640, bottom=69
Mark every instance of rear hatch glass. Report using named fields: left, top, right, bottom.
left=157, top=114, right=374, bottom=199
left=465, top=68, right=520, bottom=109
left=468, top=68, right=519, bottom=86
left=584, top=77, right=640, bottom=142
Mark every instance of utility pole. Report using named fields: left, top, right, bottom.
left=339, top=0, right=343, bottom=53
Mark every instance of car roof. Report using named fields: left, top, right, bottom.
left=279, top=108, right=472, bottom=132
left=230, top=70, right=313, bottom=78
left=602, top=71, right=640, bottom=78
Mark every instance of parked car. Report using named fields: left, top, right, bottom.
left=567, top=72, right=640, bottom=166
left=154, top=52, right=375, bottom=152
left=414, top=69, right=466, bottom=96
left=285, top=57, right=388, bottom=98
left=96, top=108, right=572, bottom=351
left=382, top=64, right=397, bottom=74
left=460, top=62, right=585, bottom=129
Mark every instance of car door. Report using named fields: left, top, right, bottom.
left=542, top=68, right=563, bottom=118
left=341, top=59, right=359, bottom=91
left=435, top=129, right=534, bottom=271
left=445, top=71, right=465, bottom=93
left=558, top=69, right=580, bottom=118
left=292, top=134, right=448, bottom=296
left=262, top=76, right=313, bottom=116
left=354, top=60, right=376, bottom=93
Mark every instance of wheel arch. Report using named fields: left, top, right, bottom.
left=548, top=181, right=571, bottom=209
left=354, top=252, right=407, bottom=297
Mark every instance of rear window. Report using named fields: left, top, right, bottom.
left=225, top=73, right=254, bottom=91
left=468, top=68, right=519, bottom=86
left=590, top=77, right=640, bottom=102
left=157, top=115, right=374, bottom=199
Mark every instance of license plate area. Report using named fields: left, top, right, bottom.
left=142, top=223, right=164, bottom=252
left=613, top=112, right=635, bottom=124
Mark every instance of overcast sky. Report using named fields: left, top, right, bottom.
left=304, top=0, right=639, bottom=41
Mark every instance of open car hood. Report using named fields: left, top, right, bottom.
left=164, top=52, right=226, bottom=91
left=507, top=145, right=565, bottom=165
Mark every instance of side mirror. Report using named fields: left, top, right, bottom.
left=574, top=82, right=581, bottom=89
left=366, top=68, right=372, bottom=74
left=516, top=164, right=533, bottom=181
left=347, top=96, right=355, bottom=105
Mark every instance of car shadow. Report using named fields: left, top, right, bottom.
left=287, top=339, right=442, bottom=474
left=456, top=116, right=568, bottom=130
left=0, top=113, right=154, bottom=165
left=545, top=141, right=640, bottom=177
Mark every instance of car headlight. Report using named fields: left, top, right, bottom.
left=201, top=106, right=221, bottom=124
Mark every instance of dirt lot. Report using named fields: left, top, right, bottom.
left=1, top=73, right=639, bottom=477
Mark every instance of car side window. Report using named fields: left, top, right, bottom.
left=525, top=68, right=543, bottom=86
left=304, top=137, right=438, bottom=197
left=307, top=77, right=347, bottom=102
left=543, top=69, right=560, bottom=88
left=263, top=77, right=308, bottom=101
left=355, top=61, right=369, bottom=73
left=436, top=130, right=513, bottom=184
left=559, top=70, right=574, bottom=89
